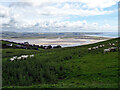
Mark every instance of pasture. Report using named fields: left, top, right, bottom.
left=2, top=38, right=119, bottom=88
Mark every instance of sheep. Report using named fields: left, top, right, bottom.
left=30, top=54, right=34, bottom=58
left=102, top=44, right=105, bottom=47
left=112, top=43, right=115, bottom=46
left=21, top=55, right=28, bottom=59
left=21, top=55, right=24, bottom=59
left=110, top=47, right=117, bottom=52
left=12, top=56, right=17, bottom=60
left=92, top=47, right=96, bottom=50
left=17, top=57, right=22, bottom=60
left=109, top=43, right=112, bottom=46
left=88, top=48, right=92, bottom=51
left=10, top=58, right=14, bottom=61
left=99, top=45, right=103, bottom=48
left=95, top=46, right=99, bottom=49
left=10, top=54, right=35, bottom=62
left=10, top=56, right=17, bottom=61
left=104, top=48, right=111, bottom=54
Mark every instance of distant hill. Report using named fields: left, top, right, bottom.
left=2, top=31, right=102, bottom=38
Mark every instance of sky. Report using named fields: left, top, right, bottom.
left=0, top=0, right=119, bottom=32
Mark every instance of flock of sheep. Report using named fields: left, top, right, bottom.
left=88, top=44, right=105, bottom=51
left=10, top=54, right=34, bottom=61
left=9, top=40, right=119, bottom=61
left=88, top=40, right=119, bottom=54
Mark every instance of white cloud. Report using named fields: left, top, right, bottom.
left=100, top=24, right=118, bottom=32
left=0, top=0, right=118, bottom=32
left=21, top=0, right=118, bottom=8
left=81, top=0, right=119, bottom=9
left=0, top=5, right=10, bottom=17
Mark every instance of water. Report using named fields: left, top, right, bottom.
left=2, top=32, right=118, bottom=48
left=88, top=32, right=118, bottom=38
left=98, top=32, right=118, bottom=38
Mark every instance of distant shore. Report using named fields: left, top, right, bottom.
left=1, top=36, right=112, bottom=47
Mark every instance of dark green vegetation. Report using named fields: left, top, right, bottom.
left=2, top=38, right=119, bottom=88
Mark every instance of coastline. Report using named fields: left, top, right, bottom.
left=1, top=36, right=112, bottom=47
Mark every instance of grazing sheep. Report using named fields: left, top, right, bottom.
left=21, top=55, right=28, bottom=59
left=12, top=56, right=17, bottom=60
left=21, top=55, right=25, bottom=59
left=96, top=46, right=99, bottom=49
left=17, top=57, right=22, bottom=60
left=109, top=43, right=111, bottom=45
left=92, top=47, right=96, bottom=50
left=10, top=58, right=14, bottom=61
left=99, top=45, right=103, bottom=48
left=110, top=47, right=117, bottom=52
left=10, top=54, right=35, bottom=62
left=88, top=48, right=92, bottom=51
left=30, top=54, right=34, bottom=58
left=104, top=48, right=111, bottom=54
left=112, top=43, right=115, bottom=46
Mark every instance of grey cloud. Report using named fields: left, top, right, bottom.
left=0, top=14, right=6, bottom=18
left=9, top=2, right=32, bottom=8
left=2, top=17, right=17, bottom=28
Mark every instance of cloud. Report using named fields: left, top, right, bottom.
left=36, top=6, right=114, bottom=16
left=9, top=2, right=32, bottom=8
left=81, top=0, right=119, bottom=9
left=0, top=0, right=118, bottom=32
left=0, top=5, right=10, bottom=18
left=17, top=0, right=116, bottom=17
left=22, top=0, right=118, bottom=8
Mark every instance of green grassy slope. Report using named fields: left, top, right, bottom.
left=2, top=38, right=119, bottom=88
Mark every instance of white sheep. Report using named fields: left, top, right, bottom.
left=99, top=45, right=103, bottom=48
left=17, top=57, right=22, bottom=60
left=112, top=43, right=115, bottom=46
left=88, top=48, right=92, bottom=51
left=104, top=48, right=111, bottom=54
left=12, top=56, right=17, bottom=60
left=96, top=46, right=99, bottom=49
left=21, top=55, right=28, bottom=59
left=10, top=58, right=14, bottom=61
left=110, top=47, right=117, bottom=52
left=109, top=43, right=112, bottom=46
left=92, top=47, right=96, bottom=50
left=10, top=54, right=35, bottom=62
left=30, top=54, right=34, bottom=58
left=102, top=44, right=105, bottom=47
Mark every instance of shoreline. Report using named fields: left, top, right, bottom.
left=1, top=36, right=113, bottom=47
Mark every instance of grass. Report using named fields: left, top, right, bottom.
left=2, top=38, right=119, bottom=88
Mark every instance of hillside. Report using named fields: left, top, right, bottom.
left=2, top=38, right=119, bottom=88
